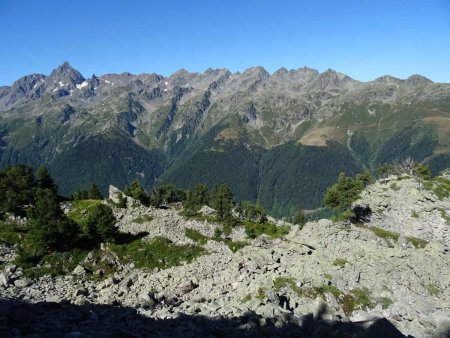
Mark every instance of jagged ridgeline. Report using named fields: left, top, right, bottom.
left=1, top=63, right=449, bottom=217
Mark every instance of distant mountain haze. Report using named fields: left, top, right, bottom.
left=1, top=62, right=449, bottom=217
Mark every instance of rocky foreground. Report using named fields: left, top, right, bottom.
left=0, top=176, right=449, bottom=338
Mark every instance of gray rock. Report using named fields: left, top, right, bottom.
left=14, top=278, right=31, bottom=288
left=0, top=272, right=9, bottom=287
left=72, top=265, right=86, bottom=275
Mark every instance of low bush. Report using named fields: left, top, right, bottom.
left=243, top=220, right=289, bottom=239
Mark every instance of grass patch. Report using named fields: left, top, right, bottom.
left=132, top=215, right=154, bottom=224
left=273, top=276, right=297, bottom=292
left=243, top=220, right=289, bottom=239
left=340, top=294, right=357, bottom=316
left=427, top=283, right=440, bottom=296
left=223, top=239, right=248, bottom=253
left=273, top=277, right=385, bottom=317
left=406, top=236, right=428, bottom=248
left=440, top=208, right=450, bottom=225
left=377, top=296, right=394, bottom=309
left=110, top=236, right=206, bottom=270
left=19, top=249, right=89, bottom=278
left=411, top=210, right=419, bottom=218
left=185, top=228, right=248, bottom=252
left=185, top=228, right=209, bottom=245
left=425, top=176, right=450, bottom=200
left=324, top=273, right=333, bottom=280
left=350, top=287, right=375, bottom=310
left=339, top=287, right=376, bottom=317
left=368, top=226, right=400, bottom=242
left=67, top=199, right=102, bottom=226
left=332, top=258, right=350, bottom=267
left=256, top=287, right=267, bottom=301
left=240, top=294, right=252, bottom=304
left=314, top=284, right=343, bottom=299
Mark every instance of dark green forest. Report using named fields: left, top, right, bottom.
left=0, top=124, right=447, bottom=218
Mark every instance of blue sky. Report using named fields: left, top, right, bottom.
left=1, top=0, right=449, bottom=85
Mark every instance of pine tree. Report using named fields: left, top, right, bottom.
left=193, top=183, right=209, bottom=206
left=324, top=172, right=364, bottom=212
left=84, top=204, right=117, bottom=243
left=27, top=188, right=79, bottom=252
left=88, top=183, right=103, bottom=200
left=124, top=180, right=149, bottom=205
left=211, top=184, right=234, bottom=221
left=182, top=190, right=199, bottom=216
left=293, top=209, right=306, bottom=228
left=0, top=165, right=35, bottom=215
left=36, top=165, right=58, bottom=194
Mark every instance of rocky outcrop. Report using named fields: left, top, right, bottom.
left=354, top=175, right=450, bottom=243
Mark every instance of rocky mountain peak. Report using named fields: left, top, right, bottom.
left=272, top=67, right=289, bottom=77
left=10, top=73, right=45, bottom=96
left=47, top=62, right=85, bottom=85
left=242, top=66, right=270, bottom=80
left=404, top=74, right=433, bottom=89
left=372, top=75, right=403, bottom=85
left=309, top=69, right=355, bottom=91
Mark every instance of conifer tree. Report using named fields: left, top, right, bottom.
left=36, top=165, right=58, bottom=194
left=89, top=183, right=103, bottom=200
left=27, top=188, right=79, bottom=252
left=211, top=184, right=234, bottom=221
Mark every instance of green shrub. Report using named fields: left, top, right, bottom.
left=243, top=220, right=289, bottom=239
left=411, top=210, right=419, bottom=218
left=237, top=200, right=267, bottom=223
left=19, top=249, right=88, bottom=278
left=0, top=222, right=24, bottom=245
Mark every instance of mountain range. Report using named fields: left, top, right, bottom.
left=1, top=62, right=449, bottom=217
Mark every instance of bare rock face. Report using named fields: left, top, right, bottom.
left=108, top=185, right=123, bottom=204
